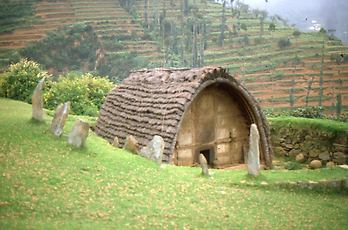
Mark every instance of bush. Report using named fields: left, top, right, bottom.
left=278, top=37, right=291, bottom=48
left=293, top=30, right=301, bottom=38
left=0, top=59, right=50, bottom=104
left=43, top=73, right=115, bottom=117
left=289, top=106, right=326, bottom=119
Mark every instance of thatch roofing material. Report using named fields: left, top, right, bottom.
left=95, top=67, right=273, bottom=167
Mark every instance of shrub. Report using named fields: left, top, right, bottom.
left=268, top=22, right=275, bottom=31
left=43, top=73, right=115, bottom=117
left=254, top=37, right=263, bottom=46
left=289, top=106, right=326, bottom=119
left=293, top=30, right=301, bottom=38
left=278, top=37, right=291, bottom=48
left=0, top=59, right=50, bottom=104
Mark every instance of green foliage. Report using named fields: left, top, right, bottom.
left=0, top=0, right=35, bottom=33
left=241, top=22, right=247, bottom=31
left=19, top=23, right=100, bottom=74
left=293, top=30, right=301, bottom=38
left=278, top=37, right=291, bottom=48
left=0, top=59, right=49, bottom=104
left=43, top=73, right=114, bottom=117
left=330, top=53, right=342, bottom=65
left=268, top=22, right=275, bottom=31
left=289, top=106, right=326, bottom=119
left=253, top=36, right=263, bottom=46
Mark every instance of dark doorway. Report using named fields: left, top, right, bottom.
left=200, top=149, right=211, bottom=164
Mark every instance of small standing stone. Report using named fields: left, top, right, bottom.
left=51, top=101, right=70, bottom=137
left=112, top=136, right=119, bottom=148
left=247, top=124, right=261, bottom=176
left=199, top=154, right=209, bottom=175
left=68, top=118, right=89, bottom=147
left=123, top=135, right=140, bottom=155
left=140, top=135, right=165, bottom=165
left=32, top=77, right=45, bottom=121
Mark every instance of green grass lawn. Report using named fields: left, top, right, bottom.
left=0, top=98, right=347, bottom=229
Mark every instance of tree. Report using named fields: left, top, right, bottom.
left=278, top=37, right=291, bottom=48
left=243, top=32, right=249, bottom=45
left=293, top=30, right=301, bottom=38
left=241, top=22, right=247, bottom=31
left=268, top=22, right=275, bottom=31
left=305, top=76, right=315, bottom=107
left=259, top=10, right=268, bottom=37
left=220, top=0, right=227, bottom=47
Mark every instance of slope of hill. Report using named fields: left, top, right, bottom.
left=0, top=0, right=347, bottom=114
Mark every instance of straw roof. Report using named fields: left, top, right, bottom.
left=95, top=67, right=273, bottom=167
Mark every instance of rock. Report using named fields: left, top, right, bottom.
left=123, top=135, right=140, bottom=155
left=298, top=181, right=308, bottom=188
left=333, top=152, right=348, bottom=165
left=326, top=162, right=335, bottom=167
left=247, top=124, right=261, bottom=177
left=199, top=154, right=209, bottom=175
left=261, top=181, right=268, bottom=185
left=32, top=77, right=45, bottom=121
left=289, top=182, right=297, bottom=187
left=68, top=118, right=89, bottom=147
left=333, top=143, right=348, bottom=153
left=309, top=149, right=321, bottom=158
left=282, top=143, right=294, bottom=151
left=309, top=160, right=322, bottom=169
left=112, top=136, right=119, bottom=148
left=344, top=178, right=348, bottom=190
left=295, top=153, right=306, bottom=163
left=277, top=182, right=286, bottom=186
left=329, top=179, right=342, bottom=188
left=51, top=101, right=70, bottom=137
left=318, top=152, right=330, bottom=162
left=308, top=181, right=319, bottom=189
left=294, top=143, right=300, bottom=149
left=273, top=146, right=287, bottom=156
left=320, top=180, right=329, bottom=189
left=289, top=149, right=300, bottom=158
left=140, top=135, right=164, bottom=166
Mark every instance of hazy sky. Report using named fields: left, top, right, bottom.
left=230, top=0, right=348, bottom=43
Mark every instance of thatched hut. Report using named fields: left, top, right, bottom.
left=95, top=67, right=273, bottom=168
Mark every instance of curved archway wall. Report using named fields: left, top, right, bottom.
left=172, top=83, right=252, bottom=167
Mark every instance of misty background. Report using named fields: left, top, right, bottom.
left=219, top=0, right=348, bottom=43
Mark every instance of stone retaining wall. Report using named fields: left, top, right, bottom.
left=276, top=177, right=348, bottom=190
left=270, top=127, right=348, bottom=165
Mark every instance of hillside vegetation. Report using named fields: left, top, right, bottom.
left=0, top=0, right=347, bottom=113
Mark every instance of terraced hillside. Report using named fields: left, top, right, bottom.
left=0, top=0, right=347, bottom=113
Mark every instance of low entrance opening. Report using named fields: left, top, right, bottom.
left=195, top=145, right=215, bottom=166
left=200, top=149, right=211, bottom=164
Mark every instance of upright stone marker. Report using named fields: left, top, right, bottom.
left=32, top=77, right=45, bottom=121
left=199, top=154, right=209, bottom=175
left=68, top=118, right=89, bottom=147
left=123, top=135, right=140, bottom=155
left=112, top=136, right=119, bottom=148
left=247, top=124, right=261, bottom=176
left=51, top=101, right=70, bottom=137
left=140, top=135, right=164, bottom=165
